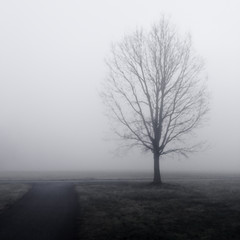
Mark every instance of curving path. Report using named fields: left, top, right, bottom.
left=0, top=182, right=78, bottom=240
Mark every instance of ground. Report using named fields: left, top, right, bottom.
left=0, top=173, right=240, bottom=240
left=0, top=182, right=77, bottom=240
left=76, top=178, right=240, bottom=240
left=0, top=183, right=31, bottom=213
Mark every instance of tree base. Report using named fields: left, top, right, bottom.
left=149, top=181, right=163, bottom=187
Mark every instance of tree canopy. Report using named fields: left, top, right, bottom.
left=102, top=17, right=209, bottom=183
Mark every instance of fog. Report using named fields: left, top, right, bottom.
left=0, top=0, right=239, bottom=173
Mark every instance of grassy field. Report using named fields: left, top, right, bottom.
left=0, top=183, right=31, bottom=213
left=0, top=171, right=240, bottom=239
left=76, top=179, right=240, bottom=240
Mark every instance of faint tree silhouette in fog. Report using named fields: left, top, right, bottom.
left=102, top=17, right=209, bottom=184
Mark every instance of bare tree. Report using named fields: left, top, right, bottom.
left=102, top=17, right=209, bottom=184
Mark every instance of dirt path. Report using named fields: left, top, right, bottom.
left=0, top=182, right=78, bottom=240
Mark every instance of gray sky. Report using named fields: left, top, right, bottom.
left=0, top=0, right=239, bottom=173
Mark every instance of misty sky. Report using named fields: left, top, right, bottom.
left=0, top=0, right=239, bottom=173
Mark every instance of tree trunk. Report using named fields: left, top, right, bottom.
left=153, top=151, right=162, bottom=184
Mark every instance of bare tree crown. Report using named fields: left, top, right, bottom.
left=102, top=17, right=208, bottom=158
